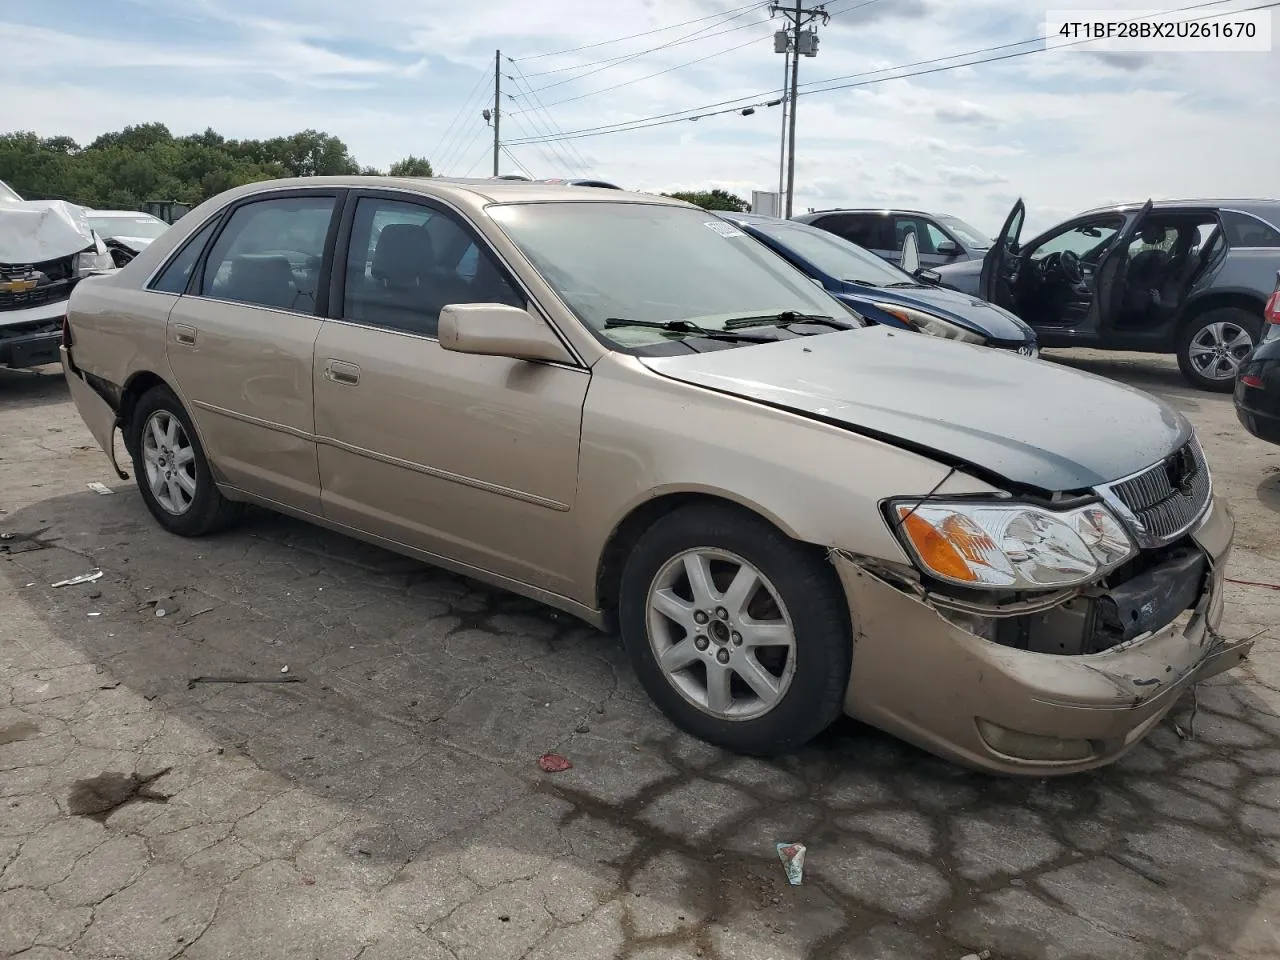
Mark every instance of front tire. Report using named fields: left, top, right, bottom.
left=618, top=504, right=852, bottom=756
left=1177, top=308, right=1260, bottom=392
left=128, top=385, right=241, bottom=536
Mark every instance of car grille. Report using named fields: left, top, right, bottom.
left=1, top=260, right=74, bottom=313
left=1098, top=436, right=1212, bottom=548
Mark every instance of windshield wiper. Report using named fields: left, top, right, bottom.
left=846, top=279, right=880, bottom=287
left=723, top=311, right=855, bottom=331
left=603, top=317, right=776, bottom=342
left=883, top=281, right=924, bottom=288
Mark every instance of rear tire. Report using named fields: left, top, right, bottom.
left=1177, top=307, right=1261, bottom=392
left=618, top=504, right=852, bottom=756
left=128, top=385, right=242, bottom=537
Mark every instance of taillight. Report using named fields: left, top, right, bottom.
left=61, top=316, right=72, bottom=348
left=1266, top=289, right=1280, bottom=325
left=1242, top=374, right=1264, bottom=388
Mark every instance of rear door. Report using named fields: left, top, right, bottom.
left=1095, top=199, right=1154, bottom=334
left=166, top=190, right=341, bottom=514
left=979, top=199, right=1025, bottom=305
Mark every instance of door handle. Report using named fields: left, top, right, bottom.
left=324, top=359, right=361, bottom=385
left=174, top=323, right=197, bottom=346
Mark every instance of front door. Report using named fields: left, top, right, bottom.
left=980, top=199, right=1025, bottom=307
left=312, top=191, right=590, bottom=597
left=165, top=190, right=340, bottom=514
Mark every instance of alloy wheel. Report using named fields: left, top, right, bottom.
left=141, top=410, right=198, bottom=515
left=645, top=548, right=797, bottom=721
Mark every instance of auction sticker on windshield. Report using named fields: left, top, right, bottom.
left=705, top=221, right=746, bottom=238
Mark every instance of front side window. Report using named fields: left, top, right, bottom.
left=199, top=195, right=336, bottom=313
left=342, top=197, right=523, bottom=336
left=935, top=214, right=992, bottom=250
left=488, top=201, right=852, bottom=349
left=150, top=214, right=222, bottom=294
left=1028, top=217, right=1123, bottom=262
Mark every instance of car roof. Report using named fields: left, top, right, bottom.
left=797, top=207, right=962, bottom=219
left=199, top=176, right=689, bottom=212
left=1076, top=198, right=1280, bottom=217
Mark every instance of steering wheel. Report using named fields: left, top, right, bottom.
left=1060, top=249, right=1083, bottom=285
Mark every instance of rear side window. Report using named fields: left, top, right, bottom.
left=1220, top=210, right=1280, bottom=248
left=198, top=195, right=336, bottom=313
left=820, top=214, right=891, bottom=251
left=149, top=215, right=221, bottom=294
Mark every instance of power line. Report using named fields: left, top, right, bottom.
left=515, top=32, right=770, bottom=113
left=503, top=110, right=579, bottom=177
left=504, top=61, right=594, bottom=173
left=523, top=8, right=772, bottom=94
left=441, top=120, right=491, bottom=176
left=464, top=142, right=493, bottom=177
left=511, top=1, right=765, bottom=62
left=505, top=0, right=1264, bottom=146
left=430, top=70, right=493, bottom=170
left=500, top=144, right=534, bottom=178
left=434, top=76, right=495, bottom=173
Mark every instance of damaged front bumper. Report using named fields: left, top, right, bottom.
left=832, top=494, right=1250, bottom=775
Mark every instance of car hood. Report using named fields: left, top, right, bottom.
left=640, top=326, right=1191, bottom=492
left=0, top=200, right=97, bottom=264
left=837, top=281, right=1033, bottom=343
left=104, top=234, right=156, bottom=252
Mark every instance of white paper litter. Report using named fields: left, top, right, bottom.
left=52, top=570, right=104, bottom=588
left=87, top=482, right=114, bottom=495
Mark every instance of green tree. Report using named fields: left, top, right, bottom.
left=663, top=188, right=749, bottom=212
left=388, top=155, right=434, bottom=178
left=0, top=124, right=409, bottom=210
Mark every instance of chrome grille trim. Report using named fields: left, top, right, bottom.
left=1095, top=436, right=1212, bottom=549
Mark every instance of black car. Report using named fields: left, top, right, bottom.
left=1236, top=272, right=1280, bottom=444
left=935, top=198, right=1280, bottom=392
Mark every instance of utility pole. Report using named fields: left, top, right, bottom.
left=771, top=3, right=828, bottom=218
left=777, top=46, right=789, bottom=196
left=492, top=50, right=501, bottom=176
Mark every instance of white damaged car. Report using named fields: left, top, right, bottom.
left=1, top=180, right=115, bottom=370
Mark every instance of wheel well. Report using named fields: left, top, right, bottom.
left=593, top=492, right=823, bottom=632
left=118, top=371, right=169, bottom=455
left=1180, top=292, right=1265, bottom=335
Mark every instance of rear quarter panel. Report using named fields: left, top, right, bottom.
left=1214, top=249, right=1280, bottom=300
left=67, top=276, right=175, bottom=394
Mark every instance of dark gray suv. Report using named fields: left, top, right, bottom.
left=793, top=208, right=992, bottom=270
left=934, top=198, right=1280, bottom=391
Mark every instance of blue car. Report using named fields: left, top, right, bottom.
left=718, top=212, right=1038, bottom=355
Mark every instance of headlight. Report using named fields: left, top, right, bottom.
left=868, top=302, right=986, bottom=344
left=74, top=250, right=114, bottom=277
left=888, top=499, right=1136, bottom=590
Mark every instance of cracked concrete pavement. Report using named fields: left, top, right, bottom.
left=2, top=349, right=1280, bottom=960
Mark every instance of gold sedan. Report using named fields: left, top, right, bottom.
left=61, top=177, right=1252, bottom=774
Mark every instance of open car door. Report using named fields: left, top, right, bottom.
left=979, top=199, right=1025, bottom=304
left=1095, top=199, right=1154, bottom=332
left=900, top=229, right=920, bottom=275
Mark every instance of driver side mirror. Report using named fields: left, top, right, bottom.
left=936, top=239, right=960, bottom=256
left=439, top=303, right=574, bottom=364
left=900, top=231, right=921, bottom=275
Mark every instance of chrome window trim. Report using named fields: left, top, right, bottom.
left=340, top=185, right=589, bottom=369
left=142, top=201, right=236, bottom=290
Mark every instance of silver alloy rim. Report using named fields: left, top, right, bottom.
left=646, top=548, right=797, bottom=721
left=141, top=410, right=197, bottom=515
left=1188, top=321, right=1254, bottom=381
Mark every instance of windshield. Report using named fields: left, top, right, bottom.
left=935, top=214, right=992, bottom=249
left=87, top=215, right=170, bottom=239
left=488, top=202, right=851, bottom=347
left=0, top=180, right=20, bottom=204
left=746, top=220, right=916, bottom=287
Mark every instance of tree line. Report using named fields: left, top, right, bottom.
left=0, top=122, right=751, bottom=213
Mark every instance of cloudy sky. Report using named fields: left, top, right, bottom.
left=2, top=0, right=1277, bottom=234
